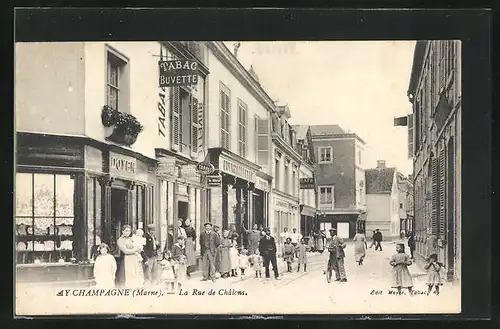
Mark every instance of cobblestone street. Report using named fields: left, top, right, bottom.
left=16, top=241, right=460, bottom=315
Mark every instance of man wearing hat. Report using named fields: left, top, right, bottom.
left=259, top=227, right=281, bottom=280
left=199, top=222, right=220, bottom=282
left=144, top=224, right=160, bottom=284
left=327, top=228, right=347, bottom=282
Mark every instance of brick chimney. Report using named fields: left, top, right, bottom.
left=376, top=160, right=386, bottom=169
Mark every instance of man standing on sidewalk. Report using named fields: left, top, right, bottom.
left=328, top=228, right=347, bottom=282
left=200, top=222, right=220, bottom=282
left=373, top=229, right=383, bottom=251
left=144, top=224, right=160, bottom=285
left=259, top=228, right=281, bottom=280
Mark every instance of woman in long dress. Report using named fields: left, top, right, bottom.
left=116, top=225, right=144, bottom=287
left=353, top=230, right=368, bottom=265
left=314, top=230, right=325, bottom=253
left=218, top=229, right=232, bottom=278
left=183, top=219, right=197, bottom=278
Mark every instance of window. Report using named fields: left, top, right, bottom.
left=220, top=83, right=231, bottom=149
left=171, top=86, right=201, bottom=155
left=16, top=173, right=75, bottom=264
left=284, top=161, right=290, bottom=193
left=179, top=88, right=191, bottom=153
left=237, top=99, right=248, bottom=158
left=319, top=147, right=332, bottom=163
left=291, top=170, right=296, bottom=196
left=86, top=177, right=102, bottom=261
left=275, top=158, right=280, bottom=189
left=256, top=116, right=270, bottom=167
left=319, top=186, right=334, bottom=207
left=106, top=49, right=128, bottom=112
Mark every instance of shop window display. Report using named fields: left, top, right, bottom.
left=16, top=173, right=75, bottom=264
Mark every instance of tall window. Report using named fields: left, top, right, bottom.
left=275, top=158, right=280, bottom=190
left=106, top=50, right=128, bottom=112
left=284, top=161, right=290, bottom=193
left=319, top=186, right=334, bottom=208
left=16, top=173, right=75, bottom=264
left=179, top=88, right=191, bottom=153
left=220, top=83, right=231, bottom=149
left=237, top=99, right=248, bottom=158
left=291, top=169, right=296, bottom=197
left=319, top=147, right=332, bottom=163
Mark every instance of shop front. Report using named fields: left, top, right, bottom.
left=207, top=148, right=263, bottom=248
left=15, top=133, right=157, bottom=284
left=318, top=213, right=360, bottom=239
left=300, top=205, right=316, bottom=237
left=155, top=151, right=206, bottom=265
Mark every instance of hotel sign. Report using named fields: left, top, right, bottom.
left=219, top=157, right=255, bottom=183
left=159, top=60, right=199, bottom=87
left=300, top=178, right=315, bottom=189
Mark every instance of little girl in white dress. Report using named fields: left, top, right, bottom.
left=93, top=243, right=117, bottom=288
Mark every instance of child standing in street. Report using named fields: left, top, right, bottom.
left=173, top=255, right=187, bottom=292
left=159, top=251, right=176, bottom=293
left=252, top=250, right=263, bottom=278
left=132, top=228, right=147, bottom=263
left=93, top=243, right=117, bottom=288
left=229, top=239, right=239, bottom=277
left=283, top=237, right=295, bottom=273
left=296, top=238, right=310, bottom=272
left=389, top=243, right=414, bottom=295
left=238, top=249, right=250, bottom=279
left=424, top=253, right=445, bottom=295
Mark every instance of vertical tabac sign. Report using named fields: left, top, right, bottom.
left=159, top=60, right=199, bottom=87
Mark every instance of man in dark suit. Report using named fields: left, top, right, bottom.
left=327, top=228, right=347, bottom=282
left=144, top=224, right=160, bottom=284
left=199, top=222, right=220, bottom=282
left=259, top=227, right=281, bottom=280
left=373, top=229, right=383, bottom=251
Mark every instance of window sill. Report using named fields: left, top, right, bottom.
left=318, top=161, right=333, bottom=165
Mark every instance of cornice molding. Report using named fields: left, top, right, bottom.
left=272, top=133, right=303, bottom=164
left=206, top=42, right=276, bottom=114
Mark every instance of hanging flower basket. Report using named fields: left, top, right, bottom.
left=101, top=105, right=118, bottom=127
left=103, top=109, right=144, bottom=146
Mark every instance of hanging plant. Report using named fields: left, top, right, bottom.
left=101, top=105, right=118, bottom=127
left=114, top=112, right=144, bottom=135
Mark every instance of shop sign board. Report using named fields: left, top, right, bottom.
left=159, top=60, right=199, bottom=87
left=207, top=175, right=222, bottom=188
left=156, top=157, right=178, bottom=177
left=219, top=157, right=255, bottom=183
left=180, top=164, right=201, bottom=181
left=196, top=162, right=215, bottom=175
left=299, top=177, right=315, bottom=189
left=255, top=177, right=270, bottom=191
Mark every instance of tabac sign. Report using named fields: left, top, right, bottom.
left=159, top=60, right=199, bottom=87
left=300, top=178, right=315, bottom=189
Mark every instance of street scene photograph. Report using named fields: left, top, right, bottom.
left=14, top=39, right=462, bottom=315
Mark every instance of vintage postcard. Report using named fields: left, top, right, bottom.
left=14, top=18, right=463, bottom=315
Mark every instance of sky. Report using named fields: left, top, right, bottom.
left=223, top=41, right=415, bottom=176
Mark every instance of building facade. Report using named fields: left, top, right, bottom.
left=270, top=106, right=302, bottom=238
left=365, top=161, right=400, bottom=239
left=294, top=125, right=317, bottom=237
left=396, top=40, right=462, bottom=282
left=397, top=172, right=414, bottom=234
left=205, top=42, right=274, bottom=248
left=310, top=125, right=366, bottom=239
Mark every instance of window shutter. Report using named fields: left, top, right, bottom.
left=171, top=87, right=181, bottom=151
left=438, top=149, right=446, bottom=239
left=431, top=157, right=438, bottom=235
left=407, top=114, right=414, bottom=159
left=256, top=118, right=269, bottom=167
left=197, top=99, right=204, bottom=153
left=190, top=95, right=199, bottom=158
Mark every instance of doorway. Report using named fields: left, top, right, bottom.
left=109, top=188, right=128, bottom=257
left=178, top=201, right=188, bottom=224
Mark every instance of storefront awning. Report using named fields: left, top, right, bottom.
left=300, top=206, right=316, bottom=217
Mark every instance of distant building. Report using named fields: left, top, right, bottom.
left=310, top=125, right=366, bottom=239
left=365, top=161, right=400, bottom=239
left=397, top=173, right=414, bottom=234
left=293, top=125, right=317, bottom=237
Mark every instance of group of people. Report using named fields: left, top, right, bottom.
left=200, top=222, right=285, bottom=281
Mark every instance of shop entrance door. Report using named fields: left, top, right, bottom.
left=252, top=191, right=264, bottom=229
left=109, top=188, right=128, bottom=257
left=178, top=201, right=188, bottom=223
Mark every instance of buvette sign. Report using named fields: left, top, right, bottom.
left=159, top=60, right=199, bottom=87
left=196, top=162, right=215, bottom=175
